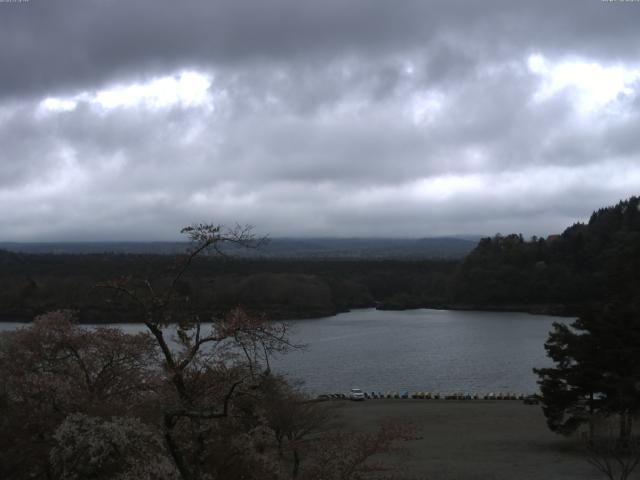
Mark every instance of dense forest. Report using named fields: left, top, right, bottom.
left=450, top=196, right=640, bottom=314
left=1, top=196, right=638, bottom=322
left=0, top=236, right=477, bottom=258
left=0, top=252, right=457, bottom=322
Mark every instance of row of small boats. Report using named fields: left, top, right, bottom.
left=318, top=391, right=531, bottom=400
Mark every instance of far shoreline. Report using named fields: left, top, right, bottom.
left=0, top=303, right=577, bottom=324
left=379, top=302, right=577, bottom=318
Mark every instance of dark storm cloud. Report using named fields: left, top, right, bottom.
left=2, top=0, right=639, bottom=99
left=1, top=0, right=639, bottom=240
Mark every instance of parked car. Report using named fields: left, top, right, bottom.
left=523, top=394, right=540, bottom=405
left=349, top=388, right=365, bottom=401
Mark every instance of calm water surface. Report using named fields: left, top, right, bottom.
left=270, top=308, right=569, bottom=395
left=0, top=309, right=569, bottom=395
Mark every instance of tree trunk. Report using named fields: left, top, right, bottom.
left=292, top=448, right=300, bottom=479
left=588, top=392, right=595, bottom=445
left=619, top=411, right=631, bottom=448
left=277, top=438, right=283, bottom=457
left=165, top=416, right=193, bottom=480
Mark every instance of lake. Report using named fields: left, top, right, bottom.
left=270, top=308, right=568, bottom=395
left=0, top=308, right=569, bottom=395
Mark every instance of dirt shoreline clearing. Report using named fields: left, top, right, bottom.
left=331, top=399, right=603, bottom=480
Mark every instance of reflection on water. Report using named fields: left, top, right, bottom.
left=0, top=308, right=570, bottom=395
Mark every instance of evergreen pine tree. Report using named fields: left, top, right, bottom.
left=535, top=300, right=640, bottom=441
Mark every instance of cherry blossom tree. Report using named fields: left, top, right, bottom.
left=0, top=310, right=158, bottom=479
left=1, top=224, right=419, bottom=480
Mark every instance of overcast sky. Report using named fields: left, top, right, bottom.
left=1, top=0, right=639, bottom=241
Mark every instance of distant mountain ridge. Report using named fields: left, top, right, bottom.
left=1, top=196, right=637, bottom=322
left=0, top=236, right=480, bottom=259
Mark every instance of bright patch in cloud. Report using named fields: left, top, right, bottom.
left=528, top=54, right=640, bottom=113
left=411, top=174, right=484, bottom=200
left=37, top=71, right=213, bottom=115
left=39, top=97, right=78, bottom=113
left=94, top=71, right=212, bottom=110
left=409, top=90, right=445, bottom=124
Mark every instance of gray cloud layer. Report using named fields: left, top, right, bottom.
left=1, top=0, right=639, bottom=240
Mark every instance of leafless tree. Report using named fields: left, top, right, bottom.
left=98, top=224, right=297, bottom=480
left=259, top=375, right=332, bottom=478
left=584, top=431, right=640, bottom=480
left=301, top=422, right=419, bottom=480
